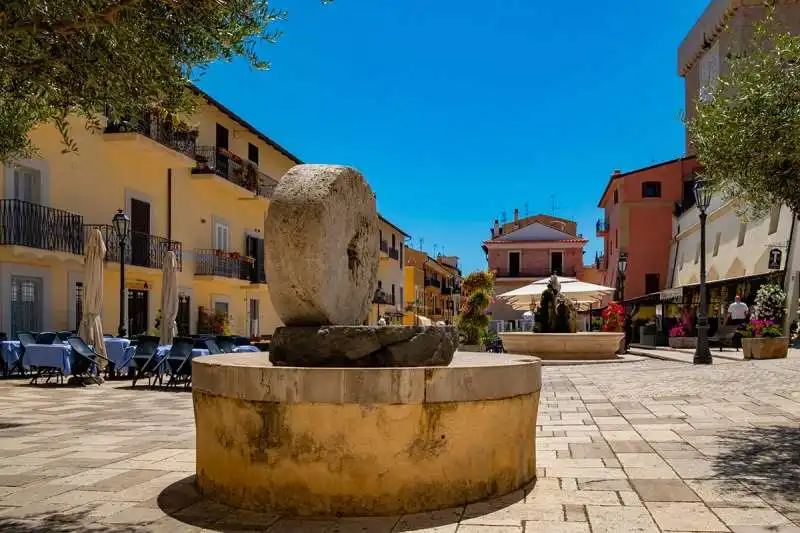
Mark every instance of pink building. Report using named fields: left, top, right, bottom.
left=483, top=210, right=588, bottom=322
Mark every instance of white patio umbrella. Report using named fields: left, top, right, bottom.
left=499, top=275, right=615, bottom=311
left=79, top=229, right=107, bottom=368
left=159, top=251, right=179, bottom=345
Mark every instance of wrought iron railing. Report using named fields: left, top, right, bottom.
left=84, top=224, right=182, bottom=271
left=195, top=249, right=253, bottom=280
left=596, top=218, right=610, bottom=233
left=105, top=113, right=197, bottom=159
left=495, top=267, right=578, bottom=278
left=0, top=200, right=84, bottom=255
left=441, top=286, right=453, bottom=296
left=193, top=146, right=279, bottom=198
left=388, top=247, right=399, bottom=260
left=424, top=277, right=442, bottom=288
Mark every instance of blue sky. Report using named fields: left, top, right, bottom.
left=197, top=0, right=709, bottom=273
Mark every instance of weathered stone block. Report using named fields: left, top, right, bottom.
left=269, top=326, right=457, bottom=367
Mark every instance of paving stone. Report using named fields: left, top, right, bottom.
left=586, top=505, right=658, bottom=533
left=393, top=507, right=462, bottom=532
left=522, top=523, right=590, bottom=533
left=455, top=526, right=522, bottom=533
left=576, top=479, right=630, bottom=491
left=568, top=443, right=615, bottom=459
left=630, top=479, right=701, bottom=502
left=607, top=441, right=654, bottom=453
left=686, top=480, right=767, bottom=507
left=268, top=519, right=338, bottom=532
left=713, top=507, right=793, bottom=528
left=564, top=504, right=587, bottom=521
left=645, top=502, right=728, bottom=531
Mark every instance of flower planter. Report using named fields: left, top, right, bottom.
left=741, top=337, right=789, bottom=360
left=668, top=337, right=697, bottom=349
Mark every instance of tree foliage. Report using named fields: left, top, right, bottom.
left=457, top=270, right=494, bottom=345
left=0, top=0, right=329, bottom=161
left=686, top=9, right=800, bottom=218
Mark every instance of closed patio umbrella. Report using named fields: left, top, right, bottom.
left=160, top=251, right=179, bottom=345
left=79, top=229, right=107, bottom=369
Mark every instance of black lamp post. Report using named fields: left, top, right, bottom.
left=113, top=209, right=131, bottom=337
left=618, top=252, right=628, bottom=351
left=693, top=179, right=714, bottom=365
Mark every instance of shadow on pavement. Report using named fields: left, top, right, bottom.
left=713, top=425, right=800, bottom=500
left=0, top=510, right=142, bottom=533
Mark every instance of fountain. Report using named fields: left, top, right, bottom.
left=192, top=165, right=542, bottom=516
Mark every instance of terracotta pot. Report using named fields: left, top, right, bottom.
left=741, top=337, right=789, bottom=360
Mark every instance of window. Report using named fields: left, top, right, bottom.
left=699, top=41, right=720, bottom=102
left=391, top=234, right=396, bottom=249
left=13, top=166, right=41, bottom=203
left=613, top=189, right=619, bottom=204
left=215, top=123, right=229, bottom=149
left=214, top=221, right=230, bottom=250
left=642, top=181, right=662, bottom=198
left=645, top=273, right=660, bottom=294
left=248, top=143, right=259, bottom=165
left=713, top=232, right=721, bottom=256
left=391, top=283, right=396, bottom=305
left=400, top=287, right=404, bottom=309
left=214, top=300, right=229, bottom=317
left=248, top=299, right=259, bottom=337
left=508, top=252, right=521, bottom=276
left=615, top=229, right=618, bottom=248
left=768, top=206, right=781, bottom=234
left=737, top=221, right=747, bottom=247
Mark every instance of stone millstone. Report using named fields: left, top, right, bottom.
left=270, top=326, right=458, bottom=367
left=264, top=165, right=379, bottom=326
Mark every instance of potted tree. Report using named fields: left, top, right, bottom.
left=456, top=270, right=495, bottom=352
left=740, top=283, right=789, bottom=359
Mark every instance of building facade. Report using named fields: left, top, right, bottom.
left=483, top=211, right=588, bottom=322
left=3, top=87, right=405, bottom=338
left=370, top=216, right=408, bottom=324
left=596, top=157, right=702, bottom=301
left=403, top=248, right=461, bottom=324
left=679, top=0, right=800, bottom=150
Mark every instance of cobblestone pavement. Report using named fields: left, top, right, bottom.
left=0, top=354, right=799, bottom=532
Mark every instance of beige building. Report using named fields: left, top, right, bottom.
left=369, top=215, right=408, bottom=324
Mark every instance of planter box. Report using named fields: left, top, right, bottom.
left=668, top=337, right=697, bottom=349
left=499, top=332, right=624, bottom=360
left=742, top=337, right=789, bottom=360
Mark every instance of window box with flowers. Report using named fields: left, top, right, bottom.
left=740, top=320, right=789, bottom=360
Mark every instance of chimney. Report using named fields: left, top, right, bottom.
left=492, top=219, right=499, bottom=237
left=513, top=209, right=519, bottom=223
left=613, top=169, right=621, bottom=176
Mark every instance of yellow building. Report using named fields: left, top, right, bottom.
left=403, top=248, right=462, bottom=324
left=1, top=87, right=300, bottom=338
left=369, top=216, right=409, bottom=325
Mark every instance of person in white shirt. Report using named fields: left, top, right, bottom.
left=727, top=295, right=749, bottom=326
left=377, top=316, right=387, bottom=326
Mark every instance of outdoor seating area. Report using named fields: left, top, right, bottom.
left=0, top=332, right=261, bottom=388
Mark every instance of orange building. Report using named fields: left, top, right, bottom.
left=596, top=157, right=702, bottom=301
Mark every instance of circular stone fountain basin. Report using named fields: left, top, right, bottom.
left=192, top=352, right=541, bottom=516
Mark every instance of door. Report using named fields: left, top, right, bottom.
left=127, top=289, right=149, bottom=336
left=551, top=252, right=563, bottom=275
left=73, top=281, right=84, bottom=332
left=177, top=293, right=191, bottom=336
left=130, top=199, right=151, bottom=267
left=245, top=235, right=265, bottom=282
left=509, top=252, right=521, bottom=277
left=10, top=276, right=43, bottom=337
left=248, top=299, right=259, bottom=338
left=216, top=124, right=230, bottom=177
left=12, top=167, right=43, bottom=248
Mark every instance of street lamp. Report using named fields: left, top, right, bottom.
left=113, top=209, right=130, bottom=337
left=618, top=252, right=628, bottom=350
left=693, top=179, right=714, bottom=365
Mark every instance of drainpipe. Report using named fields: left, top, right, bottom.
left=167, top=169, right=172, bottom=245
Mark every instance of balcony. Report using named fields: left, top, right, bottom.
left=0, top=200, right=84, bottom=255
left=452, top=284, right=462, bottom=294
left=194, top=249, right=254, bottom=281
left=388, top=247, right=399, bottom=260
left=441, top=286, right=453, bottom=296
left=424, top=277, right=442, bottom=289
left=595, top=253, right=607, bottom=270
left=85, top=225, right=182, bottom=270
left=193, top=146, right=279, bottom=198
left=105, top=113, right=197, bottom=160
left=596, top=218, right=610, bottom=235
left=495, top=267, right=578, bottom=279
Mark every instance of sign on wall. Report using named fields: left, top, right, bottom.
left=769, top=248, right=783, bottom=270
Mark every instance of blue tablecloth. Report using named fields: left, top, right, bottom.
left=155, top=346, right=210, bottom=360
left=24, top=344, right=73, bottom=375
left=0, top=341, right=22, bottom=369
left=104, top=338, right=132, bottom=369
left=233, top=345, right=259, bottom=353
